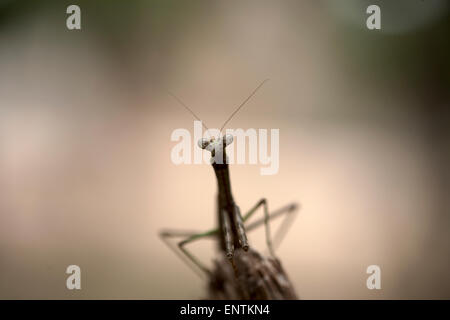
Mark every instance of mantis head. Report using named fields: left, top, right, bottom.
left=198, top=134, right=233, bottom=164
left=169, top=79, right=268, bottom=165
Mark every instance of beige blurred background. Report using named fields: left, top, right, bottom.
left=1, top=0, right=449, bottom=299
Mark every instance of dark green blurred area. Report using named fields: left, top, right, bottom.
left=0, top=0, right=450, bottom=84
left=0, top=0, right=450, bottom=77
left=1, top=0, right=448, bottom=107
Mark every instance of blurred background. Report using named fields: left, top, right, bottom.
left=0, top=0, right=449, bottom=299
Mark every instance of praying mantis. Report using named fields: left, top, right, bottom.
left=160, top=80, right=299, bottom=280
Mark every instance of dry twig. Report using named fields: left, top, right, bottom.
left=207, top=248, right=298, bottom=300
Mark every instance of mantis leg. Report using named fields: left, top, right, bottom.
left=243, top=200, right=299, bottom=254
left=159, top=228, right=218, bottom=279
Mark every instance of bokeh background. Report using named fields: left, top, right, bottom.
left=1, top=0, right=449, bottom=299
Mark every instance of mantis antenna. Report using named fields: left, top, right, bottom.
left=169, top=78, right=269, bottom=138
left=168, top=91, right=210, bottom=133
left=219, top=79, right=269, bottom=134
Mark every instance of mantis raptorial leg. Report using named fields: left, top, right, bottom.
left=159, top=202, right=299, bottom=277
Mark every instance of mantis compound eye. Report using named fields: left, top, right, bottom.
left=198, top=137, right=217, bottom=153
left=223, top=134, right=233, bottom=146
left=198, top=138, right=210, bottom=149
